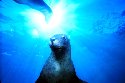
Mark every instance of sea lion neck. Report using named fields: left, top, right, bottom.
left=51, top=47, right=71, bottom=61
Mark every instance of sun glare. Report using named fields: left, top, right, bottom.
left=21, top=1, right=77, bottom=38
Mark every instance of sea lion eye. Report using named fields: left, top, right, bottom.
left=62, top=35, right=66, bottom=40
left=51, top=37, right=55, bottom=42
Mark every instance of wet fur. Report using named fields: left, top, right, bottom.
left=36, top=34, right=87, bottom=83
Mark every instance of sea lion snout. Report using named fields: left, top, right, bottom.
left=50, top=39, right=62, bottom=47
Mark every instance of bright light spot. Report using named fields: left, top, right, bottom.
left=54, top=62, right=60, bottom=72
left=48, top=3, right=65, bottom=28
left=21, top=1, right=78, bottom=38
left=21, top=9, right=47, bottom=28
left=32, top=29, right=39, bottom=37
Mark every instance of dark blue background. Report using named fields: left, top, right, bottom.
left=0, top=0, right=125, bottom=83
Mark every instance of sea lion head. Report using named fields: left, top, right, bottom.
left=49, top=34, right=70, bottom=58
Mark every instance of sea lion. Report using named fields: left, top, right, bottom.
left=13, top=0, right=52, bottom=21
left=36, top=34, right=87, bottom=83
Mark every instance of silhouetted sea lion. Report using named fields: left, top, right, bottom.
left=13, top=0, right=52, bottom=21
left=36, top=34, right=87, bottom=83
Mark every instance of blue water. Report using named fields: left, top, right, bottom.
left=0, top=0, right=125, bottom=83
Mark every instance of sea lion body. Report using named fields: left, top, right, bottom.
left=36, top=34, right=87, bottom=83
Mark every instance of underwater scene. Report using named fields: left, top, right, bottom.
left=0, top=0, right=125, bottom=83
